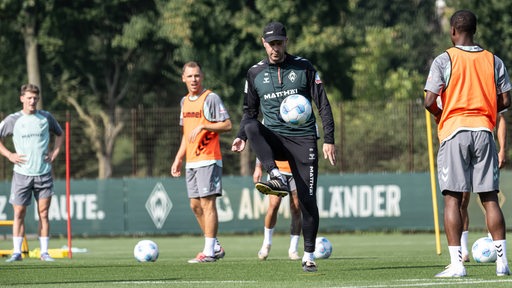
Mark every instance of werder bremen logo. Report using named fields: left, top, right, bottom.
left=145, top=182, right=172, bottom=229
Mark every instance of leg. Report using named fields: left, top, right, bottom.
left=443, top=191, right=463, bottom=246
left=479, top=192, right=505, bottom=241
left=12, top=204, right=27, bottom=254
left=190, top=198, right=205, bottom=233
left=479, top=191, right=510, bottom=275
left=200, top=195, right=218, bottom=239
left=244, top=119, right=282, bottom=173
left=12, top=204, right=26, bottom=238
left=200, top=195, right=218, bottom=257
left=289, top=189, right=302, bottom=237
left=460, top=192, right=470, bottom=261
left=265, top=195, right=282, bottom=230
left=37, top=196, right=55, bottom=261
left=37, top=197, right=52, bottom=238
left=258, top=195, right=281, bottom=260
left=435, top=191, right=467, bottom=277
left=288, top=188, right=302, bottom=260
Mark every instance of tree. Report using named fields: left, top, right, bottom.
left=0, top=0, right=50, bottom=110
left=40, top=0, right=180, bottom=178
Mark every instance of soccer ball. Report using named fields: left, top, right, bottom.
left=134, top=240, right=159, bottom=262
left=280, top=94, right=312, bottom=126
left=314, top=237, right=332, bottom=259
left=472, top=237, right=497, bottom=263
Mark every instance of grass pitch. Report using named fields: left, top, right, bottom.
left=1, top=233, right=511, bottom=287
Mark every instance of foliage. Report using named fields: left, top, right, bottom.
left=448, top=0, right=512, bottom=69
left=2, top=0, right=510, bottom=178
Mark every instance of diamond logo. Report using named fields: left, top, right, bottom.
left=145, top=182, right=172, bottom=229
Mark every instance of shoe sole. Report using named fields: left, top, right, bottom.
left=188, top=258, right=216, bottom=263
left=302, top=261, right=318, bottom=272
left=303, top=266, right=318, bottom=272
left=255, top=183, right=288, bottom=197
left=214, top=250, right=225, bottom=260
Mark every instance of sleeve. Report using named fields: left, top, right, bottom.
left=495, top=55, right=512, bottom=94
left=204, top=92, right=230, bottom=122
left=236, top=72, right=261, bottom=140
left=179, top=97, right=185, bottom=126
left=309, top=67, right=335, bottom=144
left=424, top=53, right=449, bottom=95
left=0, top=115, right=15, bottom=138
left=47, top=113, right=63, bottom=136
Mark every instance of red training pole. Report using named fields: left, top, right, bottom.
left=65, top=112, right=72, bottom=258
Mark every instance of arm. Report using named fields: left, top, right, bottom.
left=253, top=158, right=263, bottom=184
left=170, top=133, right=187, bottom=177
left=46, top=133, right=64, bottom=163
left=424, top=91, right=442, bottom=123
left=496, top=112, right=507, bottom=168
left=497, top=91, right=511, bottom=114
left=188, top=119, right=232, bottom=143
left=236, top=74, right=261, bottom=141
left=309, top=69, right=337, bottom=166
left=0, top=139, right=24, bottom=164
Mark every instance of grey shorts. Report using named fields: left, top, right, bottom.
left=185, top=164, right=222, bottom=199
left=437, top=130, right=499, bottom=194
left=10, top=172, right=54, bottom=206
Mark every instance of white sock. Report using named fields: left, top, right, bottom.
left=448, top=246, right=463, bottom=266
left=203, top=237, right=216, bottom=257
left=289, top=234, right=299, bottom=253
left=302, top=252, right=314, bottom=262
left=12, top=236, right=23, bottom=254
left=494, top=240, right=508, bottom=264
left=39, top=236, right=49, bottom=254
left=263, top=227, right=274, bottom=246
left=460, top=231, right=469, bottom=255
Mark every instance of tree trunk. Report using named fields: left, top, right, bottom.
left=23, top=10, right=43, bottom=109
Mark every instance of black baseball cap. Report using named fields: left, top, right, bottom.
left=263, top=21, right=287, bottom=42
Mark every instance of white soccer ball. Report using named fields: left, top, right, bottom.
left=472, top=237, right=497, bottom=263
left=134, top=240, right=159, bottom=262
left=314, top=237, right=332, bottom=259
left=280, top=94, right=312, bottom=126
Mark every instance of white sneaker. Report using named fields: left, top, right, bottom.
left=497, top=261, right=511, bottom=276
left=288, top=251, right=300, bottom=260
left=258, top=244, right=271, bottom=260
left=435, top=264, right=466, bottom=277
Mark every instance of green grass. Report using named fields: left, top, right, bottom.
left=1, top=233, right=511, bottom=287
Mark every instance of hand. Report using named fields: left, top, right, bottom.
left=170, top=159, right=182, bottom=177
left=8, top=153, right=26, bottom=165
left=231, top=138, right=246, bottom=152
left=323, top=143, right=337, bottom=166
left=188, top=125, right=203, bottom=143
left=498, top=150, right=506, bottom=169
left=253, top=165, right=262, bottom=183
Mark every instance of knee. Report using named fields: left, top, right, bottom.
left=190, top=202, right=202, bottom=215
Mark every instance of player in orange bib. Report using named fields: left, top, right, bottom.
left=253, top=159, right=301, bottom=261
left=424, top=10, right=511, bottom=277
left=171, top=62, right=232, bottom=263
